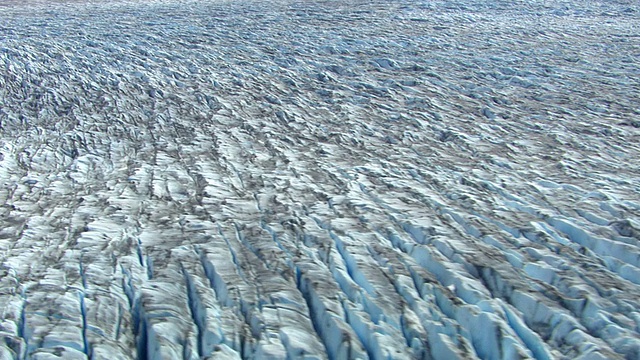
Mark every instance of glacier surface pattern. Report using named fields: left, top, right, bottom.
left=1, top=0, right=640, bottom=359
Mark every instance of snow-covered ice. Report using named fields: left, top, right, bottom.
left=1, top=0, right=640, bottom=359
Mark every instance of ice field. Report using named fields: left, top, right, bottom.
left=1, top=0, right=639, bottom=359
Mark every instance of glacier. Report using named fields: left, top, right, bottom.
left=1, top=0, right=639, bottom=359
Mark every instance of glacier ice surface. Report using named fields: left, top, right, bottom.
left=1, top=0, right=640, bottom=359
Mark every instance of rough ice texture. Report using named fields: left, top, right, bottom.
left=1, top=0, right=640, bottom=359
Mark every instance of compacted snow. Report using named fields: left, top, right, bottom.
left=1, top=0, right=640, bottom=359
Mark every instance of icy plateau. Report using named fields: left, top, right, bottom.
left=1, top=0, right=640, bottom=359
